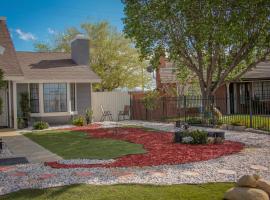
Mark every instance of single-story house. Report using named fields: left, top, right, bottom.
left=214, top=63, right=270, bottom=115
left=0, top=17, right=100, bottom=129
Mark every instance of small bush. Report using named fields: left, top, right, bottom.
left=181, top=130, right=208, bottom=144
left=72, top=116, right=85, bottom=126
left=186, top=117, right=202, bottom=124
left=33, top=121, right=49, bottom=130
left=230, top=120, right=245, bottom=126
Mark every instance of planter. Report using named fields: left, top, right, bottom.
left=174, top=131, right=183, bottom=143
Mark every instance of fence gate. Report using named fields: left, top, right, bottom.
left=91, top=92, right=130, bottom=122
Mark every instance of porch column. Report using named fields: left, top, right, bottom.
left=67, top=83, right=71, bottom=113
left=39, top=83, right=44, bottom=114
left=12, top=82, right=17, bottom=129
left=233, top=83, right=237, bottom=113
left=226, top=83, right=230, bottom=114
left=8, top=81, right=12, bottom=127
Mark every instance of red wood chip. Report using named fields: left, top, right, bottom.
left=46, top=127, right=244, bottom=169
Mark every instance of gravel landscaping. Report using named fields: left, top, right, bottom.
left=0, top=120, right=270, bottom=195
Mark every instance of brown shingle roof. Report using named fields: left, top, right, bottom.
left=16, top=52, right=100, bottom=82
left=0, top=18, right=23, bottom=76
left=242, top=61, right=270, bottom=80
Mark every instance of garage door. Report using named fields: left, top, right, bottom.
left=0, top=88, right=8, bottom=127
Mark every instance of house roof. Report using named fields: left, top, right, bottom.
left=0, top=18, right=23, bottom=76
left=16, top=52, right=100, bottom=82
left=242, top=61, right=270, bottom=80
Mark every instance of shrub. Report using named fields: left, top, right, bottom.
left=142, top=90, right=161, bottom=110
left=181, top=130, right=208, bottom=144
left=186, top=117, right=202, bottom=124
left=85, top=108, right=93, bottom=124
left=230, top=120, right=245, bottom=126
left=72, top=116, right=85, bottom=126
left=33, top=121, right=49, bottom=130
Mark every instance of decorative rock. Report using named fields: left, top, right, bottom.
left=236, top=175, right=257, bottom=187
left=257, top=179, right=270, bottom=196
left=39, top=173, right=56, bottom=180
left=224, top=187, right=269, bottom=200
left=182, top=171, right=199, bottom=177
left=74, top=172, right=92, bottom=177
left=250, top=165, right=268, bottom=171
left=10, top=172, right=27, bottom=177
left=217, top=169, right=236, bottom=175
left=0, top=166, right=15, bottom=172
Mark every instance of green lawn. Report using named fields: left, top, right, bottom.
left=2, top=183, right=233, bottom=200
left=24, top=130, right=146, bottom=159
left=220, top=114, right=270, bottom=131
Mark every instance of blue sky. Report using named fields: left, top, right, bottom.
left=0, top=0, right=124, bottom=51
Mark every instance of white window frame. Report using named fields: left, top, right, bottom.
left=29, top=82, right=78, bottom=117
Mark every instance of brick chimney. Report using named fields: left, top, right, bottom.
left=71, top=34, right=90, bottom=66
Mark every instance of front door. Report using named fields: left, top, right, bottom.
left=0, top=87, right=8, bottom=127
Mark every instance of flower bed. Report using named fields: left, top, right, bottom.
left=46, top=127, right=244, bottom=169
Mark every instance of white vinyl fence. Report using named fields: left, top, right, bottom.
left=91, top=92, right=130, bottom=122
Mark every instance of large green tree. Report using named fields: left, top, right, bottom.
left=122, top=0, right=270, bottom=98
left=34, top=22, right=150, bottom=91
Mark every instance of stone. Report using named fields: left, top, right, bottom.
left=250, top=165, right=268, bottom=171
left=224, top=187, right=269, bottom=200
left=236, top=175, right=257, bottom=187
left=39, top=173, right=56, bottom=180
left=217, top=169, right=236, bottom=175
left=257, top=179, right=270, bottom=196
left=74, top=172, right=92, bottom=177
left=182, top=171, right=199, bottom=177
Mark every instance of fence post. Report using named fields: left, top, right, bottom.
left=211, top=96, right=215, bottom=127
left=184, top=96, right=187, bottom=122
left=162, top=97, right=165, bottom=120
left=249, top=96, right=253, bottom=128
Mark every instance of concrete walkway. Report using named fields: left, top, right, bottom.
left=0, top=129, right=62, bottom=163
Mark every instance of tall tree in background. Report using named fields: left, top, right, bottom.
left=122, top=0, right=270, bottom=99
left=34, top=22, right=151, bottom=91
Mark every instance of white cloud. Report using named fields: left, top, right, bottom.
left=48, top=27, right=56, bottom=35
left=15, top=29, right=36, bottom=41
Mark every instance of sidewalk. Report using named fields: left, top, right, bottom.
left=0, top=129, right=62, bottom=163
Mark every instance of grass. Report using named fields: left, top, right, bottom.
left=220, top=115, right=270, bottom=131
left=24, top=130, right=146, bottom=159
left=1, top=183, right=233, bottom=200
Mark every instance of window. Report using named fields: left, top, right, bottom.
left=43, top=83, right=67, bottom=112
left=253, top=82, right=270, bottom=100
left=70, top=83, right=76, bottom=111
left=30, top=84, right=39, bottom=113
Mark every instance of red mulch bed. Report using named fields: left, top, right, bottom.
left=46, top=127, right=244, bottom=169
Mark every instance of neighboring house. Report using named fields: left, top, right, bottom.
left=0, top=17, right=100, bottom=129
left=215, top=62, right=270, bottom=115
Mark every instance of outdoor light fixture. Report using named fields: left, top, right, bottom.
left=0, top=45, right=5, bottom=55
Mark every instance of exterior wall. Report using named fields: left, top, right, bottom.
left=0, top=85, right=8, bottom=127
left=76, top=83, right=91, bottom=115
left=30, top=115, right=73, bottom=125
left=92, top=91, right=130, bottom=121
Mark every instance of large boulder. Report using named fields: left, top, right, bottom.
left=224, top=187, right=269, bottom=200
left=236, top=175, right=258, bottom=187
left=257, top=179, right=270, bottom=196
